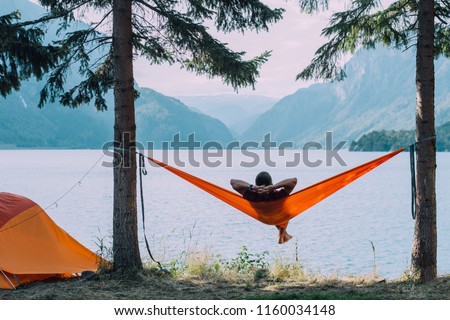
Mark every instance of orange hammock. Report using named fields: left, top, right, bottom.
left=146, top=148, right=404, bottom=227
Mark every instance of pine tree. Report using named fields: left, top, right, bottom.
left=297, top=0, right=450, bottom=282
left=26, top=0, right=283, bottom=271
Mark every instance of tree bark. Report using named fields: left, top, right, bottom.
left=411, top=0, right=436, bottom=282
left=112, top=0, right=142, bottom=271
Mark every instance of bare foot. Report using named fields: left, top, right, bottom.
left=278, top=231, right=293, bottom=244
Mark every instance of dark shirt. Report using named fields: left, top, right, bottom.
left=243, top=188, right=289, bottom=202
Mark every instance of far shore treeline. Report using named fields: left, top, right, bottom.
left=350, top=122, right=450, bottom=152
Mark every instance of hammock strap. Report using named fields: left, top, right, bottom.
left=410, top=144, right=416, bottom=220
left=410, top=135, right=435, bottom=220
left=138, top=153, right=165, bottom=271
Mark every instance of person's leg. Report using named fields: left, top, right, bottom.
left=275, top=223, right=292, bottom=244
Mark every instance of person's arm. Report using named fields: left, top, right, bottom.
left=230, top=179, right=252, bottom=195
left=265, top=178, right=297, bottom=195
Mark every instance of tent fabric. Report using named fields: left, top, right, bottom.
left=146, top=148, right=404, bottom=227
left=0, top=193, right=100, bottom=289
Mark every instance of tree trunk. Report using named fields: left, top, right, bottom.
left=411, top=0, right=436, bottom=282
left=112, top=0, right=142, bottom=271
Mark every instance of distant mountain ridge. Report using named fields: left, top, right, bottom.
left=242, top=48, right=450, bottom=148
left=177, top=94, right=278, bottom=136
left=0, top=83, right=233, bottom=148
left=135, top=89, right=233, bottom=147
left=0, top=80, right=113, bottom=149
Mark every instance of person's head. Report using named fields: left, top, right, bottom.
left=255, top=171, right=272, bottom=186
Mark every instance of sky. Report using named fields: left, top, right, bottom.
left=28, top=0, right=345, bottom=98
left=133, top=1, right=336, bottom=98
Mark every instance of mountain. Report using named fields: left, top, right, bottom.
left=2, top=0, right=41, bottom=19
left=135, top=89, right=233, bottom=147
left=176, top=95, right=278, bottom=135
left=0, top=82, right=233, bottom=148
left=241, top=48, right=450, bottom=148
left=0, top=80, right=113, bottom=149
left=0, top=0, right=233, bottom=149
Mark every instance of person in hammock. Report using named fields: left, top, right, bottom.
left=230, top=172, right=297, bottom=244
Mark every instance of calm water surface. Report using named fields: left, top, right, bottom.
left=1, top=149, right=449, bottom=279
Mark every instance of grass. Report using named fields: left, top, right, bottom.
left=1, top=247, right=450, bottom=300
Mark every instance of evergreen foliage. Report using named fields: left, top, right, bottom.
left=350, top=129, right=415, bottom=151
left=350, top=122, right=450, bottom=151
left=0, top=11, right=62, bottom=97
left=296, top=0, right=450, bottom=81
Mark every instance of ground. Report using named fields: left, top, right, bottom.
left=1, top=270, right=450, bottom=300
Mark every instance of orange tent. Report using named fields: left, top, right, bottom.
left=0, top=192, right=100, bottom=289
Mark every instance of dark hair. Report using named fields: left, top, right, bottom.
left=255, top=171, right=272, bottom=186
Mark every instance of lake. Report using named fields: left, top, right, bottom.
left=1, top=149, right=449, bottom=279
